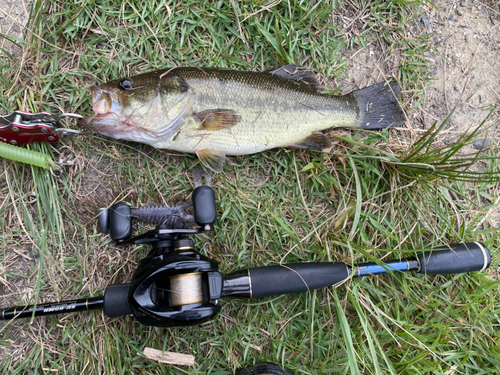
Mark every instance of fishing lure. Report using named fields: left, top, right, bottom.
left=0, top=110, right=85, bottom=171
left=0, top=142, right=55, bottom=169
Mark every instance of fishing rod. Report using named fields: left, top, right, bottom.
left=0, top=182, right=491, bottom=327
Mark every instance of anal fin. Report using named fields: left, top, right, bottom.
left=196, top=149, right=227, bottom=173
left=193, top=109, right=240, bottom=131
left=289, top=132, right=332, bottom=150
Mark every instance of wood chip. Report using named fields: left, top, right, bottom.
left=142, top=348, right=195, bottom=366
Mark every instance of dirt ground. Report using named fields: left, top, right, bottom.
left=420, top=1, right=500, bottom=135
left=0, top=0, right=30, bottom=56
left=336, top=0, right=500, bottom=142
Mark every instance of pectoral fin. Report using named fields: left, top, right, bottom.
left=193, top=109, right=241, bottom=131
left=196, top=149, right=227, bottom=173
left=289, top=132, right=332, bottom=150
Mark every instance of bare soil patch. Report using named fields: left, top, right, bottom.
left=0, top=0, right=31, bottom=57
left=336, top=0, right=500, bottom=142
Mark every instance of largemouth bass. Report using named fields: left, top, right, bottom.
left=85, top=65, right=405, bottom=172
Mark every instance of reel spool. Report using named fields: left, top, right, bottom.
left=168, top=273, right=204, bottom=307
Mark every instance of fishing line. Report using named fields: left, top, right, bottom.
left=169, top=273, right=204, bottom=306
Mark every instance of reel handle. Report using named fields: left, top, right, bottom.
left=97, top=186, right=217, bottom=242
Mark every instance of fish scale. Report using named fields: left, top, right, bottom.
left=85, top=65, right=405, bottom=172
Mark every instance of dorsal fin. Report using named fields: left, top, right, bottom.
left=268, top=64, right=322, bottom=93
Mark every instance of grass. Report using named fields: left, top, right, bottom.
left=1, top=0, right=500, bottom=374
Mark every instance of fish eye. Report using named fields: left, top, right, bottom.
left=119, top=79, right=133, bottom=90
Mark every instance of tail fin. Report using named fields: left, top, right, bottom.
left=352, top=81, right=405, bottom=130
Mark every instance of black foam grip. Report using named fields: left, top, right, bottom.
left=249, top=263, right=349, bottom=299
left=417, top=242, right=491, bottom=275
left=192, top=186, right=216, bottom=226
left=103, top=284, right=133, bottom=317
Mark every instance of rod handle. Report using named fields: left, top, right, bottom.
left=249, top=263, right=349, bottom=299
left=417, top=242, right=491, bottom=275
left=103, top=284, right=133, bottom=317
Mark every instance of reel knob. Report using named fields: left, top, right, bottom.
left=192, top=186, right=217, bottom=227
left=99, top=203, right=132, bottom=241
left=97, top=208, right=109, bottom=234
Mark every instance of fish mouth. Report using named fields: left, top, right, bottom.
left=83, top=111, right=123, bottom=131
left=84, top=86, right=125, bottom=131
left=90, top=86, right=113, bottom=114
